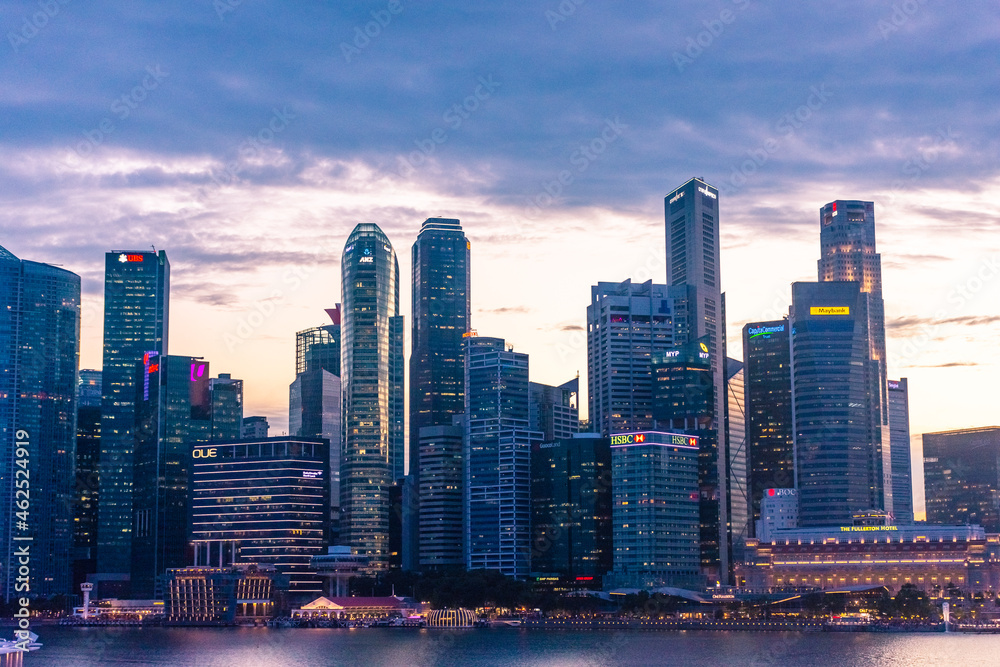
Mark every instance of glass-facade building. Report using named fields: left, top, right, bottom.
left=74, top=369, right=102, bottom=588
left=529, top=378, right=579, bottom=443
left=417, top=423, right=464, bottom=569
left=887, top=379, right=913, bottom=524
left=0, top=245, right=80, bottom=599
left=818, top=200, right=891, bottom=515
left=290, top=309, right=342, bottom=540
left=131, top=355, right=216, bottom=598
left=210, top=374, right=244, bottom=441
left=790, top=281, right=882, bottom=527
left=726, top=358, right=749, bottom=563
left=410, top=218, right=469, bottom=568
left=923, top=427, right=1000, bottom=531
left=530, top=434, right=612, bottom=578
left=189, top=438, right=329, bottom=595
left=610, top=431, right=700, bottom=588
left=340, top=224, right=404, bottom=571
left=742, top=320, right=794, bottom=529
left=465, top=336, right=542, bottom=578
left=98, top=249, right=169, bottom=575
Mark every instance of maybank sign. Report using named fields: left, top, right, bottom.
left=610, top=431, right=699, bottom=449
left=810, top=306, right=850, bottom=316
left=839, top=526, right=898, bottom=532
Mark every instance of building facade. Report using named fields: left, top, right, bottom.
left=189, top=437, right=329, bottom=596
left=417, top=423, right=464, bottom=569
left=210, top=374, right=244, bottom=441
left=529, top=378, right=580, bottom=443
left=587, top=279, right=685, bottom=436
left=464, top=336, right=542, bottom=578
left=409, top=217, right=470, bottom=569
left=0, top=245, right=80, bottom=599
left=340, top=224, right=404, bottom=571
left=98, top=249, right=169, bottom=575
left=131, top=355, right=217, bottom=598
left=790, top=281, right=883, bottom=527
left=742, top=320, right=794, bottom=530
left=924, top=427, right=1000, bottom=532
left=726, top=358, right=750, bottom=563
left=242, top=416, right=269, bottom=439
left=887, top=379, right=913, bottom=524
left=664, top=177, right=731, bottom=582
left=74, top=369, right=102, bottom=588
left=530, top=434, right=612, bottom=578
left=610, top=431, right=701, bottom=588
left=743, top=523, right=1000, bottom=595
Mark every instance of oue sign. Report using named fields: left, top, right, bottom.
left=192, top=448, right=218, bottom=459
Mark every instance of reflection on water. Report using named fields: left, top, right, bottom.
left=25, top=626, right=1000, bottom=667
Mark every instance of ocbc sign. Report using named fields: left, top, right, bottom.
left=192, top=448, right=218, bottom=459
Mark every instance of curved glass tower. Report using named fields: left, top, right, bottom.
left=340, top=224, right=404, bottom=571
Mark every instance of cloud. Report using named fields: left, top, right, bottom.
left=887, top=315, right=1000, bottom=333
left=479, top=306, right=531, bottom=314
left=905, top=362, right=980, bottom=368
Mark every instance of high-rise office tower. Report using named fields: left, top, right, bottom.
left=464, top=336, right=542, bottom=578
left=531, top=433, right=613, bottom=578
left=664, top=177, right=731, bottom=581
left=609, top=431, right=701, bottom=588
left=742, top=320, right=794, bottom=530
left=340, top=224, right=404, bottom=571
left=131, top=355, right=218, bottom=598
left=417, top=421, right=464, bottom=569
left=887, top=379, right=913, bottom=524
left=818, top=200, right=891, bottom=513
left=789, top=281, right=882, bottom=527
left=409, top=217, right=469, bottom=568
left=98, top=249, right=169, bottom=575
left=923, top=427, right=1000, bottom=531
left=0, top=245, right=80, bottom=599
left=529, top=378, right=580, bottom=443
left=210, top=373, right=244, bottom=441
left=726, top=358, right=749, bottom=562
left=74, top=370, right=102, bottom=588
left=587, top=279, right=687, bottom=436
left=290, top=309, right=342, bottom=540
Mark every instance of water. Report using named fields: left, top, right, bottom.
left=22, top=626, right=998, bottom=666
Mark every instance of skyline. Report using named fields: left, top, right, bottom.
left=2, top=3, right=998, bottom=449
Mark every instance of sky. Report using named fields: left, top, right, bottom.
left=2, top=2, right=999, bottom=514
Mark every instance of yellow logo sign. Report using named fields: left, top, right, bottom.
left=699, top=342, right=708, bottom=353
left=192, top=448, right=218, bottom=459
left=810, top=306, right=850, bottom=316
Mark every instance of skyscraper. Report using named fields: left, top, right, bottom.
left=290, top=309, right=342, bottom=540
left=464, top=336, right=542, bottom=578
left=726, top=358, right=749, bottom=562
left=340, top=224, right=404, bottom=571
left=0, top=245, right=80, bottom=599
left=210, top=373, right=244, bottom=441
left=887, top=379, right=913, bottom=524
left=74, top=369, right=102, bottom=588
left=923, top=427, right=1000, bottom=531
left=587, top=279, right=686, bottom=436
left=818, top=200, right=890, bottom=512
left=98, top=249, right=169, bottom=575
left=664, top=177, right=731, bottom=581
left=417, top=421, right=464, bottom=569
left=531, top=433, right=612, bottom=578
left=131, top=355, right=218, bottom=598
left=742, top=320, right=794, bottom=529
left=789, top=281, right=882, bottom=526
left=529, top=378, right=580, bottom=443
left=409, top=217, right=469, bottom=568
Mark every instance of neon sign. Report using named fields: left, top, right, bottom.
left=766, top=488, right=796, bottom=497
left=192, top=448, right=218, bottom=459
left=748, top=324, right=785, bottom=339
left=669, top=191, right=684, bottom=204
left=610, top=432, right=699, bottom=449
left=810, top=306, right=850, bottom=316
left=118, top=253, right=144, bottom=263
left=359, top=256, right=373, bottom=263
left=697, top=186, right=717, bottom=200
left=839, top=526, right=898, bottom=532
left=302, top=470, right=323, bottom=478
left=190, top=363, right=207, bottom=382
